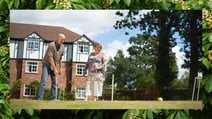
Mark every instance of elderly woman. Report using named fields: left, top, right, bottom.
left=83, top=42, right=107, bottom=101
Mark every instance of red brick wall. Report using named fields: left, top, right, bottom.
left=10, top=60, right=18, bottom=89
left=71, top=63, right=87, bottom=91
left=10, top=59, right=70, bottom=99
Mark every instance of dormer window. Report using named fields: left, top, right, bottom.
left=78, top=42, right=89, bottom=54
left=27, top=39, right=40, bottom=49
left=26, top=33, right=40, bottom=50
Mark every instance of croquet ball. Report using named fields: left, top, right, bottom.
left=157, top=97, right=163, bottom=101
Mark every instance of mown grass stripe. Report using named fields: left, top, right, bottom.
left=10, top=99, right=202, bottom=109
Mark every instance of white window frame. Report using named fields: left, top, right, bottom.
left=27, top=39, right=40, bottom=50
left=77, top=42, right=89, bottom=54
left=76, top=64, right=85, bottom=76
left=75, top=87, right=86, bottom=99
left=23, top=84, right=36, bottom=97
left=25, top=61, right=38, bottom=73
left=26, top=33, right=40, bottom=50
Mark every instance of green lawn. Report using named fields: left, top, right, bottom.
left=10, top=99, right=202, bottom=109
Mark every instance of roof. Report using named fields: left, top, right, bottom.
left=10, top=23, right=81, bottom=43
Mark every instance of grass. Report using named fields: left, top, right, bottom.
left=10, top=99, right=202, bottom=109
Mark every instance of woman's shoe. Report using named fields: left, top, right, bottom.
left=84, top=96, right=88, bottom=101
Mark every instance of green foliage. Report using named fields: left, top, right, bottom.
left=3, top=0, right=212, bottom=11
left=36, top=0, right=54, bottom=9
left=0, top=45, right=9, bottom=84
left=13, top=109, right=41, bottom=119
left=202, top=74, right=212, bottom=93
left=8, top=0, right=37, bottom=9
left=114, top=10, right=184, bottom=95
left=0, top=99, right=14, bottom=119
left=1, top=0, right=212, bottom=119
left=123, top=109, right=191, bottom=119
left=202, top=10, right=212, bottom=110
left=64, top=90, right=75, bottom=100
left=43, top=89, right=50, bottom=100
left=171, top=71, right=189, bottom=90
left=29, top=80, right=40, bottom=92
left=123, top=109, right=163, bottom=119
left=0, top=1, right=11, bottom=118
left=0, top=84, right=10, bottom=101
left=167, top=110, right=191, bottom=119
left=128, top=34, right=158, bottom=89
left=42, top=88, right=75, bottom=100
left=57, top=88, right=75, bottom=100
left=12, top=79, right=21, bottom=93
left=105, top=50, right=134, bottom=89
left=6, top=0, right=212, bottom=10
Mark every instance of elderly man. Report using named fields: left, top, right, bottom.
left=38, top=33, right=65, bottom=100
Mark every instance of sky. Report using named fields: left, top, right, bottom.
left=10, top=10, right=187, bottom=79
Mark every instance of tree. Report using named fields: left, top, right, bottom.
left=114, top=10, right=179, bottom=97
left=105, top=50, right=132, bottom=89
left=178, top=10, right=202, bottom=99
left=114, top=10, right=202, bottom=99
left=127, top=34, right=158, bottom=89
left=2, top=1, right=212, bottom=119
left=171, top=71, right=189, bottom=90
left=156, top=10, right=174, bottom=96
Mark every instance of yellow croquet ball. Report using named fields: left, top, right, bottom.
left=157, top=97, right=163, bottom=101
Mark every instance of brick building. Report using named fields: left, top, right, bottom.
left=10, top=23, right=95, bottom=100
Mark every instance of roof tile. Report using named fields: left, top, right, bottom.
left=10, top=23, right=81, bottom=43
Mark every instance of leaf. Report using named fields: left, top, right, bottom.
left=175, top=110, right=190, bottom=119
left=175, top=111, right=183, bottom=119
left=92, top=3, right=102, bottom=9
left=12, top=109, right=22, bottom=115
left=151, top=109, right=161, bottom=113
left=123, top=109, right=141, bottom=119
left=115, top=0, right=120, bottom=4
left=45, top=5, right=55, bottom=9
left=72, top=4, right=85, bottom=9
left=147, top=110, right=153, bottom=119
left=36, top=0, right=44, bottom=9
left=124, top=0, right=131, bottom=7
left=1, top=114, right=15, bottom=119
left=0, top=26, right=8, bottom=33
left=161, top=0, right=171, bottom=10
left=0, top=0, right=7, bottom=8
left=70, top=0, right=83, bottom=3
left=202, top=32, right=210, bottom=42
left=0, top=100, right=13, bottom=118
left=203, top=74, right=212, bottom=93
left=122, top=110, right=129, bottom=119
left=167, top=111, right=176, bottom=119
left=203, top=43, right=211, bottom=54
left=209, top=33, right=212, bottom=42
left=25, top=109, right=34, bottom=116
left=207, top=1, right=212, bottom=8
left=14, top=0, right=20, bottom=8
left=202, top=57, right=211, bottom=70
left=183, top=110, right=189, bottom=116
left=0, top=84, right=10, bottom=92
left=110, top=0, right=114, bottom=4
left=8, top=0, right=14, bottom=9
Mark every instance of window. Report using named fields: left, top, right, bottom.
left=24, top=84, right=36, bottom=97
left=76, top=64, right=85, bottom=75
left=26, top=33, right=40, bottom=50
left=75, top=87, right=86, bottom=99
left=26, top=61, right=38, bottom=73
left=78, top=42, right=89, bottom=54
left=27, top=39, right=40, bottom=50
